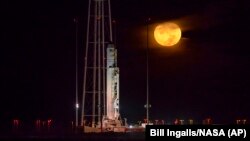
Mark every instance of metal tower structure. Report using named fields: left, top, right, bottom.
left=74, top=17, right=79, bottom=127
left=81, top=0, right=122, bottom=131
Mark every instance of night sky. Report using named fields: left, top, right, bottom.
left=2, top=0, right=250, bottom=128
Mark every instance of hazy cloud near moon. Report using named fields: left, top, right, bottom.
left=173, top=0, right=241, bottom=32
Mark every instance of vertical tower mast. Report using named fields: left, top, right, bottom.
left=81, top=0, right=116, bottom=129
left=74, top=17, right=79, bottom=127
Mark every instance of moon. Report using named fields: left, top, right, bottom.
left=154, top=22, right=181, bottom=46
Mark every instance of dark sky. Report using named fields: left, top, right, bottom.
left=2, top=0, right=250, bottom=127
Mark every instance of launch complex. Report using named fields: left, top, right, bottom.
left=77, top=0, right=134, bottom=132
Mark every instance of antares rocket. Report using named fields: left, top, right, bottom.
left=106, top=43, right=120, bottom=121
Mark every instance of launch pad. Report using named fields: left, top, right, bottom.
left=78, top=0, right=128, bottom=132
left=82, top=44, right=127, bottom=133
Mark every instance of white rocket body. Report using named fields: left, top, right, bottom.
left=106, top=44, right=120, bottom=120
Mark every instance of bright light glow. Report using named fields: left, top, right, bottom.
left=154, top=22, right=181, bottom=46
left=129, top=125, right=133, bottom=128
left=76, top=103, right=79, bottom=108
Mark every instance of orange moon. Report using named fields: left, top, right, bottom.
left=154, top=22, right=181, bottom=46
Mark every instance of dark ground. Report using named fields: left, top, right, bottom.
left=0, top=123, right=145, bottom=141
left=1, top=132, right=145, bottom=141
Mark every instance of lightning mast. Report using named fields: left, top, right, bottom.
left=81, top=0, right=122, bottom=132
